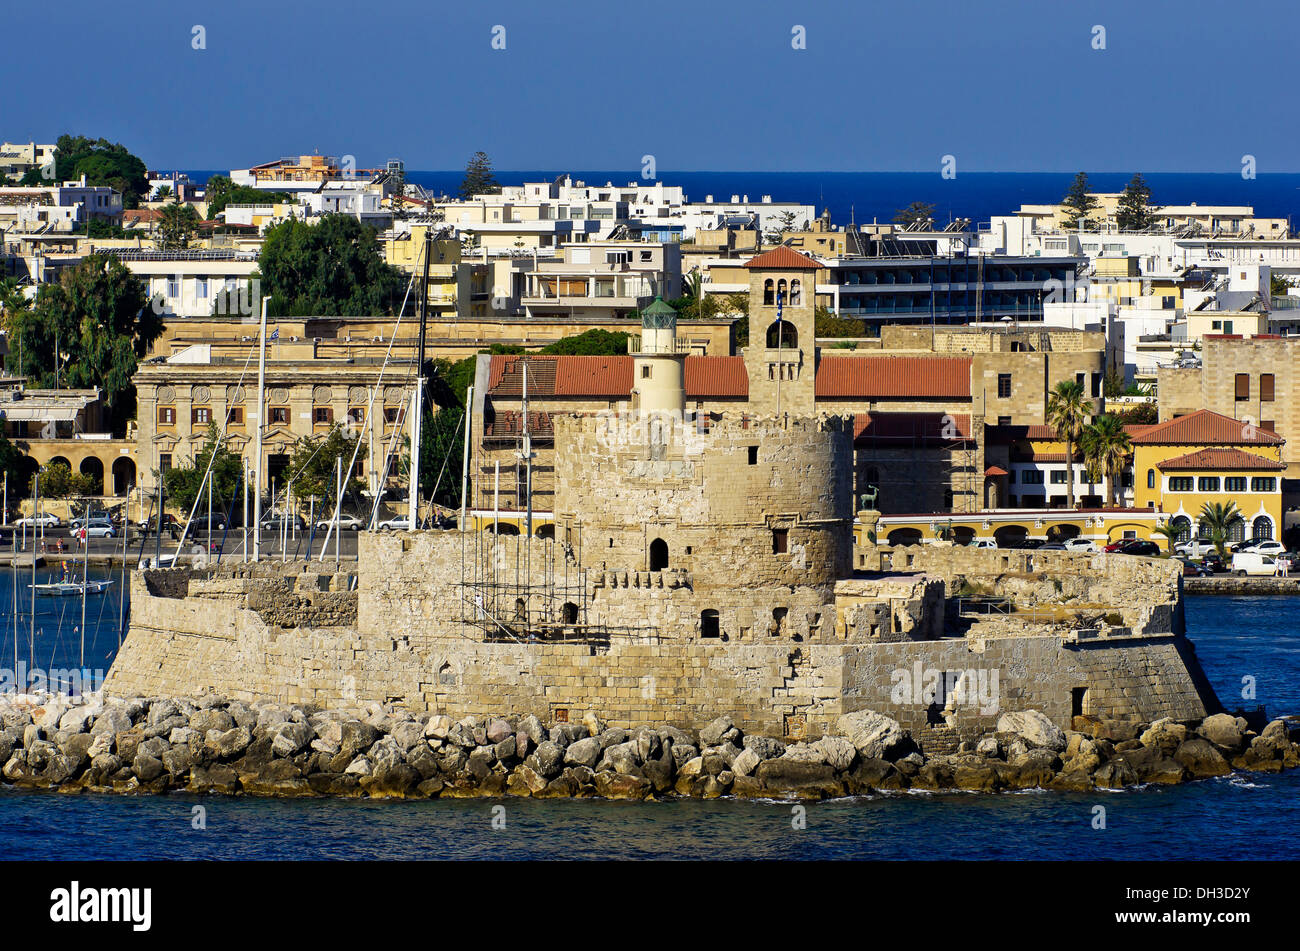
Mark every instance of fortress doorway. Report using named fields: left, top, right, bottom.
left=649, top=537, right=669, bottom=571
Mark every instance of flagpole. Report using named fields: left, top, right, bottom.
left=252, top=297, right=270, bottom=560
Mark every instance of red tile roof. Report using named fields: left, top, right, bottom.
left=984, top=465, right=1008, bottom=477
left=1157, top=447, right=1284, bottom=472
left=486, top=354, right=748, bottom=400
left=986, top=423, right=1059, bottom=443
left=1129, top=409, right=1284, bottom=446
left=684, top=356, right=748, bottom=399
left=816, top=355, right=971, bottom=400
left=743, top=246, right=823, bottom=270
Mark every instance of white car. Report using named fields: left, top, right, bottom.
left=71, top=521, right=116, bottom=538
left=316, top=515, right=364, bottom=531
left=1240, top=540, right=1284, bottom=557
left=1174, top=540, right=1216, bottom=558
left=1231, top=551, right=1279, bottom=577
left=1062, top=538, right=1098, bottom=553
left=376, top=517, right=412, bottom=532
left=966, top=538, right=997, bottom=549
left=14, top=513, right=61, bottom=528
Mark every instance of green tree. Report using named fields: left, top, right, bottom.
left=1061, top=172, right=1099, bottom=230
left=154, top=185, right=173, bottom=201
left=763, top=209, right=798, bottom=245
left=6, top=253, right=159, bottom=431
left=1197, top=500, right=1242, bottom=562
left=1080, top=413, right=1132, bottom=507
left=1270, top=272, right=1293, bottom=298
left=1153, top=522, right=1183, bottom=555
left=29, top=134, right=149, bottom=207
left=1115, top=173, right=1158, bottom=231
left=539, top=328, right=630, bottom=355
left=459, top=151, right=500, bottom=200
left=1047, top=379, right=1091, bottom=509
left=204, top=174, right=292, bottom=218
left=38, top=462, right=97, bottom=499
left=155, top=198, right=201, bottom=252
left=724, top=292, right=749, bottom=347
left=285, top=424, right=367, bottom=508
left=0, top=434, right=35, bottom=512
left=161, top=423, right=246, bottom=514
left=892, top=201, right=936, bottom=229
left=257, top=215, right=407, bottom=316
left=814, top=306, right=870, bottom=338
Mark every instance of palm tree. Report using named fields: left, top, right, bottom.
left=1197, top=501, right=1242, bottom=562
left=1046, top=379, right=1090, bottom=508
left=1153, top=523, right=1182, bottom=555
left=1079, top=414, right=1132, bottom=507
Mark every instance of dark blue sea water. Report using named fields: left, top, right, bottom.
left=0, top=593, right=1295, bottom=861
left=185, top=170, right=1300, bottom=231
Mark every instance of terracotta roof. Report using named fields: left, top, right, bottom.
left=1157, top=447, right=1284, bottom=472
left=816, top=355, right=971, bottom=400
left=984, top=465, right=1008, bottom=477
left=486, top=354, right=747, bottom=400
left=1129, top=409, right=1284, bottom=446
left=853, top=412, right=972, bottom=445
left=684, top=356, right=748, bottom=399
left=123, top=208, right=162, bottom=223
left=986, top=423, right=1059, bottom=443
left=743, top=246, right=823, bottom=270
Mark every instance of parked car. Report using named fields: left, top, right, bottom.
left=1238, top=539, right=1285, bottom=557
left=260, top=513, right=306, bottom=532
left=1174, top=540, right=1216, bottom=558
left=1200, top=553, right=1228, bottom=573
left=967, top=538, right=997, bottom=550
left=14, top=513, right=61, bottom=528
left=186, top=514, right=231, bottom=532
left=69, top=511, right=112, bottom=530
left=1231, top=551, right=1279, bottom=577
left=1117, top=540, right=1161, bottom=557
left=1062, top=538, right=1098, bottom=553
left=70, top=519, right=114, bottom=538
left=1039, top=542, right=1067, bottom=551
left=138, top=513, right=180, bottom=532
left=1276, top=551, right=1300, bottom=573
left=1103, top=539, right=1131, bottom=553
left=1177, top=558, right=1211, bottom=577
left=316, top=515, right=364, bottom=532
left=376, top=516, right=412, bottom=532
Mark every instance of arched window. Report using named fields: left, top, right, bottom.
left=1170, top=516, right=1191, bottom=544
left=1227, top=517, right=1246, bottom=544
left=790, top=279, right=802, bottom=305
left=562, top=601, right=579, bottom=624
left=1252, top=516, right=1273, bottom=541
left=649, top=537, right=669, bottom=571
left=766, top=320, right=797, bottom=349
left=763, top=279, right=774, bottom=305
left=777, top=279, right=787, bottom=306
left=1147, top=469, right=1155, bottom=489
left=700, top=609, right=720, bottom=638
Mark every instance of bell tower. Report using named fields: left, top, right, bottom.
left=742, top=246, right=821, bottom=415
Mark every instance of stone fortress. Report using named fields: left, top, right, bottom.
left=105, top=253, right=1223, bottom=749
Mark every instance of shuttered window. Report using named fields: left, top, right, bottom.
left=1235, top=373, right=1250, bottom=400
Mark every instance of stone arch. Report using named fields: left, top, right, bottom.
left=993, top=524, right=1028, bottom=548
left=766, top=319, right=797, bottom=349
left=951, top=526, right=976, bottom=545
left=790, top=279, right=802, bottom=305
left=562, top=601, right=579, bottom=624
left=649, top=537, right=669, bottom=571
left=1046, top=523, right=1082, bottom=541
left=1169, top=515, right=1191, bottom=543
left=777, top=278, right=788, bottom=305
left=112, top=456, right=136, bottom=496
left=79, top=456, right=105, bottom=495
left=47, top=455, right=72, bottom=471
left=763, top=279, right=774, bottom=305
left=1252, top=515, right=1273, bottom=541
left=887, top=528, right=922, bottom=547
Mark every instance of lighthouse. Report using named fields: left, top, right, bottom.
left=630, top=295, right=687, bottom=416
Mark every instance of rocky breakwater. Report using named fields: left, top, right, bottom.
left=1, top=694, right=1297, bottom=800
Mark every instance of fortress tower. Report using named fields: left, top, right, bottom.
left=742, top=247, right=823, bottom=416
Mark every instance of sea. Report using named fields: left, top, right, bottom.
left=183, top=170, right=1300, bottom=231
left=0, top=585, right=1295, bottom=861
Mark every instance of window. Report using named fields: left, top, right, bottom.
left=1261, top=374, right=1275, bottom=402
left=314, top=407, right=333, bottom=424
left=349, top=407, right=365, bottom=424
left=649, top=538, right=669, bottom=571
left=196, top=278, right=208, bottom=298
left=997, top=416, right=1011, bottom=426
left=157, top=406, right=175, bottom=425
left=1224, top=477, right=1247, bottom=492
left=1147, top=469, right=1155, bottom=489
left=191, top=407, right=211, bottom=424
left=167, top=278, right=180, bottom=298
left=384, top=407, right=403, bottom=423
left=270, top=407, right=289, bottom=425
left=1050, top=471, right=1068, bottom=484
left=1198, top=476, right=1220, bottom=492
left=159, top=454, right=172, bottom=472
left=225, top=407, right=243, bottom=426
left=641, top=365, right=651, bottom=379
left=1252, top=516, right=1273, bottom=541
left=1168, top=477, right=1194, bottom=492
left=700, top=609, right=720, bottom=638
left=1235, top=373, right=1250, bottom=400
left=1022, top=470, right=1044, bottom=485
left=747, top=445, right=758, bottom=465
left=997, top=374, right=1012, bottom=398
left=772, top=528, right=788, bottom=554
left=763, top=279, right=774, bottom=305
left=1251, top=477, right=1277, bottom=492
left=1261, top=420, right=1275, bottom=433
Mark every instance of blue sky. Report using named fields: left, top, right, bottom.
left=3, top=0, right=1294, bottom=173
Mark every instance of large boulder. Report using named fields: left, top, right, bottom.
left=996, top=710, right=1066, bottom=752
left=189, top=709, right=236, bottom=736
left=563, top=736, right=602, bottom=769
left=835, top=711, right=905, bottom=759
left=699, top=716, right=741, bottom=748
left=270, top=721, right=314, bottom=758
left=1173, top=738, right=1230, bottom=778
left=754, top=758, right=844, bottom=799
left=742, top=736, right=786, bottom=760
left=812, top=735, right=857, bottom=772
left=1139, top=718, right=1187, bottom=755
left=1197, top=714, right=1247, bottom=753
left=204, top=726, right=252, bottom=761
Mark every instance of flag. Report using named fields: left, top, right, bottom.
left=270, top=328, right=279, bottom=341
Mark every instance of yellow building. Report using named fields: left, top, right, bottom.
left=383, top=225, right=466, bottom=318
left=1130, top=409, right=1284, bottom=544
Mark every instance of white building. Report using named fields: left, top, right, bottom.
left=105, top=249, right=260, bottom=318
